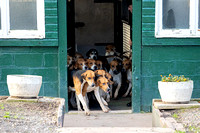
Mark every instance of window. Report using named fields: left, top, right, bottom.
left=0, top=1, right=2, bottom=32
left=155, top=0, right=200, bottom=38
left=0, top=0, right=45, bottom=39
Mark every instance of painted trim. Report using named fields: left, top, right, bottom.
left=0, top=0, right=45, bottom=39
left=0, top=39, right=58, bottom=46
left=155, top=0, right=200, bottom=38
left=58, top=0, right=68, bottom=112
left=132, top=0, right=142, bottom=113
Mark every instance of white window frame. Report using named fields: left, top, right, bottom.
left=0, top=1, right=3, bottom=36
left=0, top=0, right=45, bottom=39
left=155, top=0, right=200, bottom=38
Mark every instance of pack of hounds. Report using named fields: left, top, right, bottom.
left=67, top=45, right=132, bottom=115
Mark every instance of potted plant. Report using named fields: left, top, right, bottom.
left=158, top=74, right=193, bottom=104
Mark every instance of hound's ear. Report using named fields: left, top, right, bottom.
left=109, top=81, right=114, bottom=85
left=113, top=47, right=116, bottom=52
left=86, top=50, right=91, bottom=58
left=81, top=72, right=87, bottom=79
left=94, top=70, right=99, bottom=75
left=97, top=78, right=101, bottom=85
left=74, top=63, right=78, bottom=69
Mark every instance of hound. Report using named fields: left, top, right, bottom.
left=71, top=70, right=110, bottom=114
left=74, top=52, right=84, bottom=62
left=105, top=45, right=116, bottom=57
left=122, top=59, right=132, bottom=97
left=86, top=59, right=97, bottom=71
left=74, top=58, right=88, bottom=70
left=105, top=45, right=116, bottom=64
left=69, top=58, right=87, bottom=109
left=82, top=76, right=110, bottom=113
left=86, top=49, right=98, bottom=60
left=67, top=55, right=73, bottom=69
left=109, top=60, right=122, bottom=99
left=72, top=70, right=96, bottom=115
left=95, top=70, right=113, bottom=103
left=96, top=60, right=103, bottom=70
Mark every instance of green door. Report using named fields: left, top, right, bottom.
left=58, top=0, right=68, bottom=112
left=132, top=0, right=142, bottom=113
left=59, top=0, right=143, bottom=113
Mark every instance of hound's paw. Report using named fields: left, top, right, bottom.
left=122, top=93, right=128, bottom=97
left=78, top=108, right=83, bottom=111
left=105, top=106, right=110, bottom=110
left=85, top=111, right=90, bottom=116
left=103, top=108, right=109, bottom=113
left=114, top=93, right=118, bottom=99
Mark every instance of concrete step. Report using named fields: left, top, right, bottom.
left=64, top=112, right=152, bottom=127
left=57, top=127, right=174, bottom=133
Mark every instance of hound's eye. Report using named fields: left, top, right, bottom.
left=103, top=83, right=105, bottom=85
left=90, top=63, right=92, bottom=65
left=112, top=65, right=114, bottom=67
left=88, top=77, right=91, bottom=80
left=80, top=63, right=83, bottom=66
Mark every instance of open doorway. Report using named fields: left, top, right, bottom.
left=67, top=0, right=132, bottom=112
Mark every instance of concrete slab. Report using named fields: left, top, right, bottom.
left=152, top=106, right=185, bottom=131
left=153, top=99, right=200, bottom=109
left=64, top=111, right=152, bottom=127
left=57, top=127, right=174, bottom=133
left=6, top=96, right=39, bottom=102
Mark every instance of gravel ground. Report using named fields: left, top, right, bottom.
left=0, top=97, right=59, bottom=133
left=167, top=107, right=200, bottom=132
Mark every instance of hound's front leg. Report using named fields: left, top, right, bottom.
left=123, top=82, right=132, bottom=97
left=83, top=94, right=89, bottom=109
left=77, top=94, right=90, bottom=116
left=101, top=97, right=108, bottom=106
left=94, top=88, right=109, bottom=113
left=75, top=94, right=82, bottom=111
left=74, top=78, right=90, bottom=115
left=70, top=92, right=77, bottom=108
left=114, top=83, right=121, bottom=99
left=110, top=84, right=113, bottom=98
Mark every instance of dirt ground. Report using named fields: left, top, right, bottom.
left=168, top=107, right=200, bottom=132
left=0, top=96, right=59, bottom=133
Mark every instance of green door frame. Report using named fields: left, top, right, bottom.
left=57, top=0, right=142, bottom=113
left=58, top=0, right=68, bottom=112
left=132, top=0, right=142, bottom=113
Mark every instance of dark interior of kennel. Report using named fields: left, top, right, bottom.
left=67, top=0, right=132, bottom=111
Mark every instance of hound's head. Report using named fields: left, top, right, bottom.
left=105, top=45, right=116, bottom=56
left=96, top=60, right=103, bottom=70
left=74, top=58, right=88, bottom=70
left=95, top=69, right=106, bottom=78
left=67, top=55, right=73, bottom=67
left=86, top=49, right=98, bottom=60
left=86, top=59, right=97, bottom=71
left=74, top=52, right=84, bottom=62
left=110, top=60, right=121, bottom=74
left=97, top=77, right=110, bottom=93
left=81, top=70, right=95, bottom=87
left=105, top=72, right=114, bottom=85
left=122, top=59, right=131, bottom=72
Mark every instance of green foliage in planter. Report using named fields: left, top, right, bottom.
left=160, top=74, right=190, bottom=82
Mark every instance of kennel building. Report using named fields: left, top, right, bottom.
left=1, top=0, right=200, bottom=113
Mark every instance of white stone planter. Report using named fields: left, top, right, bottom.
left=158, top=80, right=193, bottom=104
left=7, top=75, right=42, bottom=98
